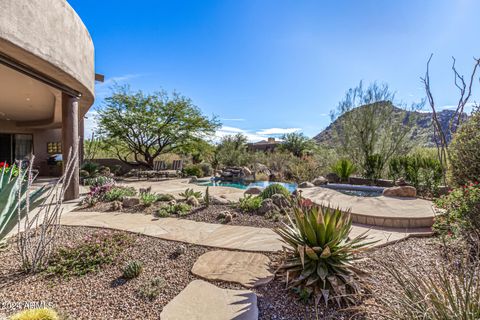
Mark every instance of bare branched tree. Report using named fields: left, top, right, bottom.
left=16, top=147, right=78, bottom=273
left=421, top=54, right=480, bottom=184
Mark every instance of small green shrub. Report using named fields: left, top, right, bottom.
left=10, top=308, right=59, bottom=320
left=84, top=176, right=115, bottom=187
left=137, top=276, right=165, bottom=301
left=104, top=186, right=137, bottom=202
left=434, top=181, right=480, bottom=237
left=81, top=161, right=99, bottom=176
left=156, top=203, right=191, bottom=217
left=122, top=260, right=143, bottom=279
left=238, top=195, right=262, bottom=212
left=363, top=154, right=383, bottom=181
left=183, top=165, right=203, bottom=178
left=47, top=232, right=132, bottom=277
left=331, top=158, right=356, bottom=182
left=179, top=188, right=202, bottom=200
left=157, top=194, right=175, bottom=202
left=448, top=108, right=480, bottom=186
left=140, top=192, right=158, bottom=207
left=260, top=184, right=290, bottom=200
left=275, top=199, right=371, bottom=306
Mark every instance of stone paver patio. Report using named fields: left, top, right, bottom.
left=60, top=211, right=432, bottom=251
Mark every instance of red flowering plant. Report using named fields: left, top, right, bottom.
left=0, top=161, right=19, bottom=177
left=434, top=180, right=480, bottom=237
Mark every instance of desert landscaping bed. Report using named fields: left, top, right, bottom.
left=0, top=225, right=449, bottom=319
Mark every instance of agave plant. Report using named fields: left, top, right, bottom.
left=0, top=161, right=47, bottom=242
left=179, top=188, right=202, bottom=200
left=275, top=199, right=372, bottom=306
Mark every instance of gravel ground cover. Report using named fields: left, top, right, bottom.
left=0, top=225, right=445, bottom=319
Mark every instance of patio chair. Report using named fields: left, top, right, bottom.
left=137, top=160, right=167, bottom=180
left=158, top=159, right=183, bottom=178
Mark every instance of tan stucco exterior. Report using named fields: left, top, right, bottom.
left=0, top=0, right=95, bottom=117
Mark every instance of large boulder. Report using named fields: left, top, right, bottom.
left=326, top=173, right=340, bottom=183
left=298, top=181, right=315, bottom=188
left=383, top=186, right=417, bottom=198
left=244, top=187, right=263, bottom=195
left=241, top=167, right=252, bottom=176
left=258, top=199, right=279, bottom=215
left=312, top=176, right=328, bottom=186
left=122, top=196, right=140, bottom=207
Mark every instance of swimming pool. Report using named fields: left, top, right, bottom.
left=196, top=180, right=297, bottom=193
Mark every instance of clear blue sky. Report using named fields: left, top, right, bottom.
left=68, top=0, right=480, bottom=141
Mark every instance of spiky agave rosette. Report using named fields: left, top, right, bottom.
left=275, top=199, right=375, bottom=306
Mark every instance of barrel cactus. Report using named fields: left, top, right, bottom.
left=0, top=162, right=47, bottom=241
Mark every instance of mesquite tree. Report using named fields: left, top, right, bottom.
left=421, top=54, right=480, bottom=184
left=97, top=86, right=220, bottom=168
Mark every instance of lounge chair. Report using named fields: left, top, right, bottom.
left=137, top=160, right=167, bottom=180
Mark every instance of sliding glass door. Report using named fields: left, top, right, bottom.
left=0, top=133, right=33, bottom=164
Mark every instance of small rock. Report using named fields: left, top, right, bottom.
left=383, top=186, right=417, bottom=198
left=396, top=178, right=408, bottom=186
left=312, top=176, right=328, bottom=186
left=244, top=187, right=263, bottom=195
left=298, top=181, right=315, bottom=188
left=224, top=213, right=233, bottom=223
left=271, top=194, right=290, bottom=209
left=242, top=167, right=252, bottom=176
left=258, top=199, right=279, bottom=215
left=139, top=186, right=152, bottom=194
left=212, top=196, right=229, bottom=205
left=122, top=196, right=140, bottom=208
left=186, top=196, right=200, bottom=207
left=175, top=244, right=187, bottom=255
left=231, top=212, right=238, bottom=218
left=188, top=176, right=198, bottom=183
left=326, top=172, right=340, bottom=183
left=168, top=199, right=177, bottom=206
left=110, top=200, right=123, bottom=211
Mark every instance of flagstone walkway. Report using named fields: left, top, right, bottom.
left=60, top=211, right=433, bottom=251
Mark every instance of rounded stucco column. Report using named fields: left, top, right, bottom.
left=62, top=93, right=80, bottom=200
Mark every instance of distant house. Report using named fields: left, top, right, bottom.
left=247, top=137, right=281, bottom=152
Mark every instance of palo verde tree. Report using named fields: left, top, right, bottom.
left=330, top=81, right=421, bottom=179
left=97, top=85, right=220, bottom=168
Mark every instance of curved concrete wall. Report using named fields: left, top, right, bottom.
left=0, top=0, right=94, bottom=116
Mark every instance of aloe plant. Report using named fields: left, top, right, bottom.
left=275, top=198, right=373, bottom=306
left=0, top=163, right=47, bottom=241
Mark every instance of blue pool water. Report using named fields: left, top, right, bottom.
left=196, top=180, right=297, bottom=193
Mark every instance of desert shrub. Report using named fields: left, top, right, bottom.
left=156, top=203, right=191, bottom=217
left=363, top=153, right=384, bottom=181
left=140, top=192, right=158, bottom=207
left=84, top=176, right=115, bottom=187
left=137, top=276, right=165, bottom=301
left=82, top=179, right=116, bottom=206
left=122, top=260, right=143, bottom=279
left=275, top=200, right=370, bottom=306
left=200, top=163, right=213, bottom=177
left=10, top=308, right=59, bottom=320
left=179, top=188, right=202, bottom=200
left=286, top=156, right=323, bottom=183
left=449, top=109, right=480, bottom=186
left=331, top=159, right=356, bottom=182
left=388, top=151, right=442, bottom=194
left=260, top=184, right=291, bottom=199
left=435, top=181, right=480, bottom=239
left=81, top=161, right=99, bottom=176
left=238, top=195, right=262, bottom=212
left=157, top=194, right=175, bottom=202
left=104, top=186, right=137, bottom=202
left=373, top=253, right=480, bottom=320
left=183, top=164, right=203, bottom=178
left=47, top=232, right=132, bottom=277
